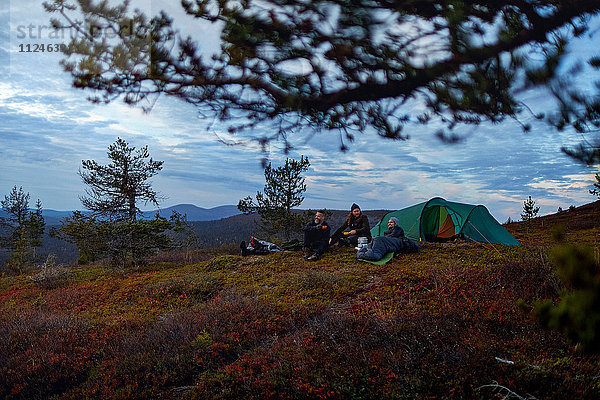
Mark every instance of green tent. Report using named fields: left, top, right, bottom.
left=371, top=197, right=519, bottom=245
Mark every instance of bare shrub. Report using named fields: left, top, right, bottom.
left=28, top=254, right=71, bottom=289
left=478, top=381, right=538, bottom=399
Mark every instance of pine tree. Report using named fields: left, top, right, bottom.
left=80, top=137, right=163, bottom=222
left=1, top=186, right=29, bottom=235
left=521, top=196, right=540, bottom=223
left=238, top=156, right=310, bottom=240
left=1, top=186, right=46, bottom=273
left=27, top=200, right=46, bottom=250
left=5, top=230, right=35, bottom=274
left=590, top=173, right=600, bottom=199
left=57, top=139, right=185, bottom=267
left=54, top=212, right=185, bottom=268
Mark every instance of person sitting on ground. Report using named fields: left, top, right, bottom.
left=357, top=217, right=419, bottom=261
left=302, top=210, right=331, bottom=261
left=329, top=203, right=371, bottom=247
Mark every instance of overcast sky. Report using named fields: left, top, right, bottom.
left=1, top=1, right=598, bottom=223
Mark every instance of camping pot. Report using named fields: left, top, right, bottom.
left=356, top=237, right=369, bottom=249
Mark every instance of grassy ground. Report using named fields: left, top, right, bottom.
left=1, top=202, right=599, bottom=399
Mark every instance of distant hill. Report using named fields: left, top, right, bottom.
left=142, top=204, right=241, bottom=221
left=0, top=204, right=242, bottom=225
left=24, top=209, right=74, bottom=226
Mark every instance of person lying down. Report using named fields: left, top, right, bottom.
left=357, top=217, right=419, bottom=261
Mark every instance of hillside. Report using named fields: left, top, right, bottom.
left=0, top=202, right=599, bottom=399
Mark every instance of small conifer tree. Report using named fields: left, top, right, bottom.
left=5, top=230, right=35, bottom=274
left=1, top=186, right=46, bottom=274
left=590, top=173, right=600, bottom=199
left=238, top=156, right=310, bottom=241
left=521, top=196, right=540, bottom=222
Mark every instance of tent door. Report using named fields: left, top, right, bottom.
left=422, top=206, right=458, bottom=241
left=437, top=214, right=456, bottom=238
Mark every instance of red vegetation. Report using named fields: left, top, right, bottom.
left=1, top=202, right=599, bottom=399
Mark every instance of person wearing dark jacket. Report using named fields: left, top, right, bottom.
left=357, top=217, right=419, bottom=261
left=330, top=203, right=371, bottom=247
left=302, top=210, right=331, bottom=261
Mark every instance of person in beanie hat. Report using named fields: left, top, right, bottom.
left=330, top=203, right=371, bottom=247
left=357, top=217, right=419, bottom=261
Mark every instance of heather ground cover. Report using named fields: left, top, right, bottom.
left=1, top=202, right=599, bottom=399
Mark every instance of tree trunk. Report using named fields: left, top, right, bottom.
left=129, top=194, right=136, bottom=222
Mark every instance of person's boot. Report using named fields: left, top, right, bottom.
left=240, top=241, right=249, bottom=256
left=303, top=247, right=311, bottom=259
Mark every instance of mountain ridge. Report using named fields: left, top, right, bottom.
left=0, top=204, right=243, bottom=224
left=4, top=204, right=398, bottom=224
